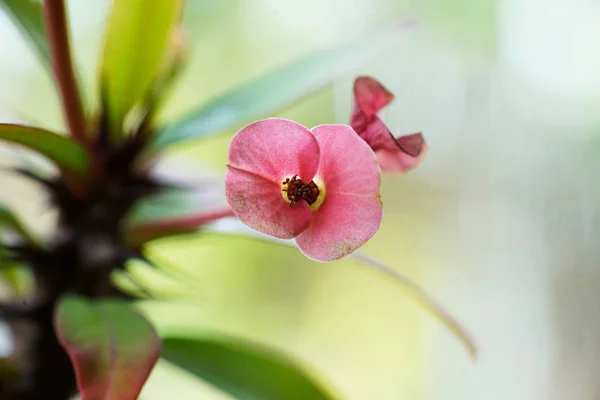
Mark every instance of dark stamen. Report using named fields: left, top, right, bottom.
left=282, top=175, right=320, bottom=207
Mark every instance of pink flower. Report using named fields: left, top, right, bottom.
left=225, top=118, right=382, bottom=262
left=350, top=76, right=426, bottom=173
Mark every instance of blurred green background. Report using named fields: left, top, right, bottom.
left=1, top=0, right=600, bottom=399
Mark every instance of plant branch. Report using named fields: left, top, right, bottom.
left=43, top=0, right=88, bottom=145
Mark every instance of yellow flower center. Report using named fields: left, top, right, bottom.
left=281, top=175, right=326, bottom=211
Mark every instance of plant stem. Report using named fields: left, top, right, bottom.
left=350, top=252, right=478, bottom=360
left=128, top=207, right=236, bottom=246
left=43, top=0, right=88, bottom=145
left=145, top=207, right=235, bottom=231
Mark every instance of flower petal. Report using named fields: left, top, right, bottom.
left=376, top=132, right=427, bottom=173
left=395, top=132, right=425, bottom=157
left=295, top=124, right=382, bottom=261
left=226, top=167, right=313, bottom=239
left=311, top=124, right=381, bottom=195
left=225, top=118, right=320, bottom=239
left=348, top=76, right=426, bottom=173
left=353, top=76, right=394, bottom=117
left=296, top=193, right=382, bottom=261
left=357, top=115, right=426, bottom=173
left=227, top=118, right=320, bottom=183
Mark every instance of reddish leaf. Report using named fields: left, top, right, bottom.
left=54, top=295, right=161, bottom=400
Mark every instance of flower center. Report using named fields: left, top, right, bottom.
left=281, top=175, right=320, bottom=207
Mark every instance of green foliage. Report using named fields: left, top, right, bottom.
left=0, top=124, right=90, bottom=177
left=0, top=247, right=33, bottom=299
left=0, top=203, right=37, bottom=246
left=148, top=20, right=414, bottom=153
left=0, top=264, right=33, bottom=298
left=54, top=295, right=161, bottom=400
left=162, top=335, right=339, bottom=400
left=100, top=0, right=185, bottom=142
left=0, top=0, right=50, bottom=69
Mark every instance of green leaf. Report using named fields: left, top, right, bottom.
left=0, top=203, right=38, bottom=246
left=0, top=124, right=90, bottom=177
left=0, top=0, right=50, bottom=70
left=0, top=249, right=34, bottom=299
left=54, top=295, right=161, bottom=400
left=149, top=19, right=416, bottom=153
left=100, top=0, right=184, bottom=141
left=161, top=335, right=339, bottom=400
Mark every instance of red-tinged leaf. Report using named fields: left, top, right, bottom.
left=0, top=124, right=90, bottom=177
left=54, top=295, right=161, bottom=400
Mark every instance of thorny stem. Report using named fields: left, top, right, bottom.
left=43, top=0, right=88, bottom=145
